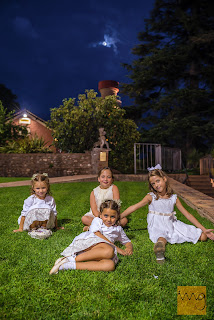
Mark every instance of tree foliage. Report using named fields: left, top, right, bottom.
left=122, top=0, right=214, bottom=161
left=0, top=84, right=20, bottom=112
left=0, top=100, right=28, bottom=147
left=48, top=90, right=140, bottom=172
left=0, top=134, right=52, bottom=153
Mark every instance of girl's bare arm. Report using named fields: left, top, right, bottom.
left=176, top=198, right=214, bottom=240
left=112, top=184, right=120, bottom=200
left=120, top=194, right=152, bottom=219
left=124, top=242, right=133, bottom=255
left=13, top=216, right=25, bottom=232
left=90, top=191, right=100, bottom=217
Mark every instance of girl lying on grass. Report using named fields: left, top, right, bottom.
left=50, top=200, right=133, bottom=274
left=120, top=165, right=214, bottom=264
left=13, top=173, right=63, bottom=233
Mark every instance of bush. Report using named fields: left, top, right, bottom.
left=0, top=134, right=52, bottom=153
left=48, top=90, right=140, bottom=173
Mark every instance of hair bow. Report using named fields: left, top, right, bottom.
left=114, top=199, right=122, bottom=207
left=147, top=164, right=162, bottom=171
left=42, top=173, right=48, bottom=177
left=31, top=172, right=49, bottom=180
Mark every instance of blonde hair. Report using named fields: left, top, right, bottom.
left=100, top=200, right=120, bottom=225
left=30, top=173, right=51, bottom=196
left=148, top=169, right=174, bottom=199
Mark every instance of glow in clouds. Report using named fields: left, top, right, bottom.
left=90, top=28, right=120, bottom=54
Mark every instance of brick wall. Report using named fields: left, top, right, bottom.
left=13, top=117, right=55, bottom=151
left=0, top=152, right=93, bottom=177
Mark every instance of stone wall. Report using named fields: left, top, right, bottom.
left=0, top=152, right=93, bottom=177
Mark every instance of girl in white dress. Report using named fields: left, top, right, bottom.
left=81, top=167, right=127, bottom=229
left=13, top=173, right=61, bottom=233
left=50, top=200, right=133, bottom=274
left=121, top=165, right=214, bottom=264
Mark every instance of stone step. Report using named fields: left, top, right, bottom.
left=186, top=175, right=214, bottom=198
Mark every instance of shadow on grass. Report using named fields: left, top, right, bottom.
left=126, top=228, right=147, bottom=232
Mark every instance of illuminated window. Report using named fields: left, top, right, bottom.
left=19, top=117, right=31, bottom=124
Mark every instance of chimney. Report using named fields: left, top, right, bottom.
left=98, top=80, right=121, bottom=106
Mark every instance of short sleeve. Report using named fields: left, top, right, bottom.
left=21, top=196, right=34, bottom=216
left=50, top=197, right=57, bottom=216
left=116, top=226, right=131, bottom=245
left=171, top=194, right=177, bottom=204
left=89, top=217, right=103, bottom=233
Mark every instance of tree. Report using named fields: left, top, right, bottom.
left=48, top=90, right=140, bottom=172
left=0, top=101, right=27, bottom=147
left=0, top=84, right=20, bottom=112
left=122, top=0, right=214, bottom=162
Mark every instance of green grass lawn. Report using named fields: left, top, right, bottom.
left=0, top=181, right=213, bottom=320
left=0, top=177, right=30, bottom=183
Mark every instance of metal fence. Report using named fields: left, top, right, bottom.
left=134, top=143, right=182, bottom=174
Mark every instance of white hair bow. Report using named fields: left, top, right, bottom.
left=147, top=164, right=162, bottom=171
left=31, top=173, right=49, bottom=180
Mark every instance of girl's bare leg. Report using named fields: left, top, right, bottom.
left=30, top=221, right=40, bottom=229
left=76, top=259, right=115, bottom=271
left=81, top=216, right=94, bottom=226
left=50, top=243, right=115, bottom=274
left=76, top=243, right=114, bottom=262
left=40, top=220, right=48, bottom=228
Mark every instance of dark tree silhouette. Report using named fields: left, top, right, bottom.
left=0, top=84, right=20, bottom=112
left=122, top=0, right=214, bottom=160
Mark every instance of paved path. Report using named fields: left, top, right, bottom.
left=0, top=174, right=97, bottom=188
left=168, top=178, right=214, bottom=224
left=0, top=174, right=213, bottom=224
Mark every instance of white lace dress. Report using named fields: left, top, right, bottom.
left=61, top=217, right=130, bottom=264
left=18, top=195, right=57, bottom=230
left=84, top=185, right=114, bottom=218
left=147, top=192, right=202, bottom=244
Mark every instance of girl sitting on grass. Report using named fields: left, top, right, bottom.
left=120, top=165, right=214, bottom=264
left=13, top=173, right=62, bottom=233
left=81, top=167, right=127, bottom=230
left=50, top=200, right=133, bottom=274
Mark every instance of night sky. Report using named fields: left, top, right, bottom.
left=0, top=0, right=154, bottom=120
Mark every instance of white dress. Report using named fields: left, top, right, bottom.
left=147, top=192, right=202, bottom=244
left=84, top=185, right=114, bottom=218
left=61, top=217, right=130, bottom=264
left=18, top=195, right=57, bottom=230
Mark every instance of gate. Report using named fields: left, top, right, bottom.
left=134, top=143, right=181, bottom=174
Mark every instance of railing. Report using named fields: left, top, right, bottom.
left=134, top=143, right=182, bottom=174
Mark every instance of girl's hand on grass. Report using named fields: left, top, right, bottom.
left=57, top=226, right=65, bottom=230
left=13, top=228, right=23, bottom=233
left=204, top=229, right=214, bottom=240
left=116, top=247, right=128, bottom=256
left=124, top=247, right=133, bottom=255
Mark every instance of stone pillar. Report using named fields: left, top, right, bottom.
left=91, top=148, right=111, bottom=174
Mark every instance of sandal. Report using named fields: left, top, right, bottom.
left=49, top=257, right=68, bottom=275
